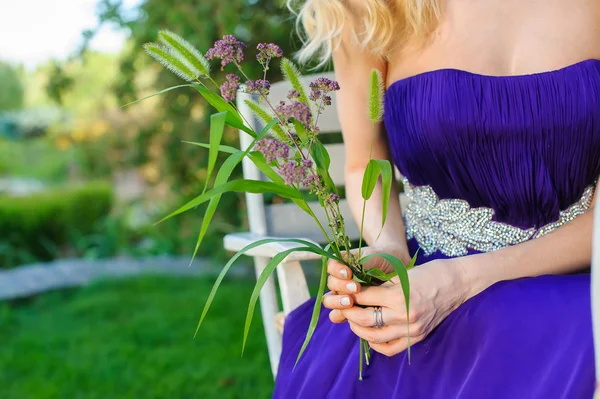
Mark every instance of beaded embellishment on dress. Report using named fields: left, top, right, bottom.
left=403, top=178, right=595, bottom=257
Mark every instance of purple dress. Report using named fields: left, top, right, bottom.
left=273, top=59, right=600, bottom=398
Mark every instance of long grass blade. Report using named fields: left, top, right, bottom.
left=182, top=141, right=238, bottom=154
left=121, top=84, right=192, bottom=108
left=293, top=251, right=329, bottom=369
left=157, top=179, right=302, bottom=223
left=194, top=237, right=334, bottom=338
left=204, top=112, right=227, bottom=193
left=242, top=246, right=340, bottom=355
left=189, top=151, right=245, bottom=264
left=192, top=84, right=254, bottom=136
left=374, top=159, right=392, bottom=234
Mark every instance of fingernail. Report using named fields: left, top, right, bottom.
left=346, top=282, right=357, bottom=293
left=340, top=297, right=351, bottom=306
left=339, top=269, right=348, bottom=279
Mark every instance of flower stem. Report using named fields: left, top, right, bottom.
left=357, top=121, right=377, bottom=263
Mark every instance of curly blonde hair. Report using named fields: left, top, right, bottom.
left=287, top=0, right=441, bottom=65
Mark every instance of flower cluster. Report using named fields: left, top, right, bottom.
left=205, top=35, right=246, bottom=69
left=256, top=43, right=283, bottom=64
left=309, top=77, right=341, bottom=113
left=246, top=79, right=271, bottom=96
left=254, top=138, right=289, bottom=163
left=220, top=74, right=240, bottom=103
left=287, top=90, right=300, bottom=100
left=278, top=159, right=313, bottom=186
left=275, top=100, right=313, bottom=128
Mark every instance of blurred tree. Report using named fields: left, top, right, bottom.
left=0, top=61, right=25, bottom=111
left=58, top=0, right=304, bottom=256
left=91, top=0, right=299, bottom=195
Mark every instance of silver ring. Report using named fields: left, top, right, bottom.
left=373, top=306, right=384, bottom=328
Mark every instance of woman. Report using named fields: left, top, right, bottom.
left=274, top=0, right=598, bottom=398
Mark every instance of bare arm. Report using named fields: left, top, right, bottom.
left=458, top=183, right=598, bottom=300
left=332, top=3, right=408, bottom=257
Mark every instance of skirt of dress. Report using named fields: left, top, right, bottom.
left=273, top=273, right=595, bottom=399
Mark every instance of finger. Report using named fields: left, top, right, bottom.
left=348, top=320, right=424, bottom=343
left=368, top=334, right=426, bottom=357
left=322, top=292, right=354, bottom=310
left=327, top=259, right=353, bottom=280
left=353, top=285, right=396, bottom=307
left=327, top=275, right=361, bottom=294
left=341, top=306, right=400, bottom=327
left=348, top=322, right=404, bottom=344
left=329, top=309, right=347, bottom=324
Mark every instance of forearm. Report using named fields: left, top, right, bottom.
left=457, top=209, right=593, bottom=300
left=345, top=167, right=408, bottom=252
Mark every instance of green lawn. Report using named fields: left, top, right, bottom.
left=0, top=275, right=274, bottom=399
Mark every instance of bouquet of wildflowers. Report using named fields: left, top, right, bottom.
left=133, top=30, right=416, bottom=379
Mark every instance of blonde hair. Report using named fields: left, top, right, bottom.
left=287, top=0, right=442, bottom=65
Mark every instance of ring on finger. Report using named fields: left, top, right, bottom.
left=372, top=306, right=385, bottom=328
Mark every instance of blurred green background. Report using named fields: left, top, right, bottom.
left=0, top=0, right=310, bottom=397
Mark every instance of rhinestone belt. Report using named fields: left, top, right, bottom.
left=402, top=178, right=595, bottom=257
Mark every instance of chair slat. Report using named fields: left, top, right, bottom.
left=265, top=199, right=360, bottom=243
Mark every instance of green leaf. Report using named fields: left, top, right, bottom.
left=360, top=252, right=412, bottom=361
left=310, top=141, right=336, bottom=191
left=281, top=58, right=309, bottom=105
left=157, top=179, right=302, bottom=223
left=204, top=112, right=227, bottom=193
left=121, top=84, right=192, bottom=108
left=189, top=151, right=245, bottom=264
left=158, top=30, right=210, bottom=77
left=244, top=99, right=288, bottom=142
left=294, top=250, right=330, bottom=368
left=292, top=119, right=309, bottom=144
left=143, top=42, right=199, bottom=82
left=407, top=249, right=419, bottom=270
left=365, top=267, right=396, bottom=282
left=182, top=141, right=238, bottom=154
left=193, top=84, right=254, bottom=136
left=194, top=237, right=335, bottom=339
left=361, top=159, right=380, bottom=200
left=187, top=116, right=283, bottom=260
left=374, top=159, right=393, bottom=233
left=242, top=246, right=340, bottom=354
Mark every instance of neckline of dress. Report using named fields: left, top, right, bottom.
left=386, top=58, right=600, bottom=92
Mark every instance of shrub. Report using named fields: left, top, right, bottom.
left=0, top=182, right=113, bottom=268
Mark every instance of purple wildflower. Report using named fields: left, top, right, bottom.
left=309, top=77, right=340, bottom=110
left=302, top=159, right=313, bottom=169
left=220, top=74, right=240, bottom=103
left=275, top=100, right=312, bottom=128
left=246, top=79, right=271, bottom=95
left=301, top=174, right=317, bottom=189
left=287, top=89, right=300, bottom=100
left=205, top=35, right=246, bottom=70
left=327, top=193, right=340, bottom=204
left=278, top=160, right=310, bottom=186
left=254, top=138, right=289, bottom=163
left=309, top=77, right=340, bottom=93
left=256, top=43, right=283, bottom=64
